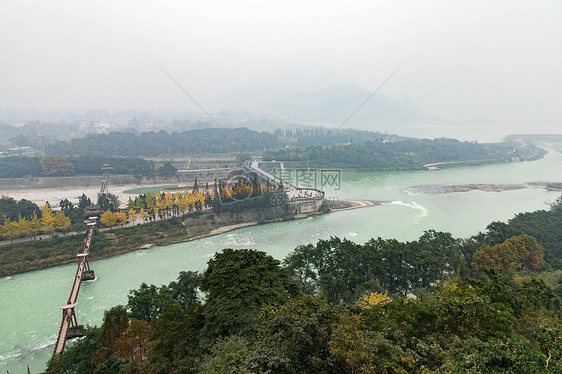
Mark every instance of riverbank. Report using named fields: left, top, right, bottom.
left=0, top=200, right=374, bottom=277
left=0, top=169, right=228, bottom=209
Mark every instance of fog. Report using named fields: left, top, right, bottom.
left=1, top=0, right=561, bottom=136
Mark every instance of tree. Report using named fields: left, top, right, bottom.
left=192, top=178, right=199, bottom=194
left=329, top=308, right=416, bottom=374
left=176, top=193, right=190, bottom=215
left=159, top=161, right=178, bottom=178
left=40, top=202, right=55, bottom=236
left=235, top=153, right=252, bottom=165
left=156, top=192, right=167, bottom=217
left=93, top=311, right=120, bottom=365
left=115, top=319, right=151, bottom=367
left=145, top=192, right=156, bottom=221
left=407, top=230, right=459, bottom=291
left=200, top=336, right=252, bottom=374
left=16, top=198, right=40, bottom=220
left=472, top=234, right=545, bottom=272
left=137, top=208, right=148, bottom=223
left=0, top=195, right=18, bottom=225
left=126, top=283, right=173, bottom=321
left=54, top=210, right=72, bottom=234
left=168, top=271, right=203, bottom=310
left=284, top=236, right=384, bottom=302
left=200, top=248, right=300, bottom=346
left=432, top=279, right=509, bottom=340
left=14, top=214, right=31, bottom=238
left=126, top=196, right=135, bottom=210
left=100, top=210, right=117, bottom=228
left=98, top=193, right=120, bottom=212
left=163, top=192, right=176, bottom=216
left=78, top=193, right=92, bottom=210
left=128, top=208, right=137, bottom=225
left=59, top=199, right=73, bottom=210
left=40, top=155, right=74, bottom=176
left=252, top=295, right=343, bottom=373
left=45, top=326, right=100, bottom=374
left=0, top=218, right=19, bottom=241
left=29, top=211, right=41, bottom=237
left=115, top=211, right=127, bottom=227
left=150, top=303, right=204, bottom=361
left=285, top=233, right=462, bottom=302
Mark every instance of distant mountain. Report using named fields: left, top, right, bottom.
left=259, top=84, right=439, bottom=127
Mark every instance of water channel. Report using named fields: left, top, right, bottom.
left=2, top=141, right=562, bottom=373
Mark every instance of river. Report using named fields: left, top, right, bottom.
left=2, top=141, right=562, bottom=373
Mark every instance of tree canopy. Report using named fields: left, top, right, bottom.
left=200, top=248, right=299, bottom=345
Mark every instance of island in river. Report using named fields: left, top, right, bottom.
left=407, top=182, right=562, bottom=194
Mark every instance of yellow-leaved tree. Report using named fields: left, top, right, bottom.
left=176, top=193, right=189, bottom=215
left=100, top=210, right=117, bottom=228
left=0, top=218, right=18, bottom=241
left=144, top=192, right=156, bottom=221
left=128, top=208, right=137, bottom=225
left=163, top=192, right=176, bottom=215
left=29, top=211, right=41, bottom=237
left=15, top=214, right=31, bottom=238
left=362, top=290, right=392, bottom=308
left=54, top=210, right=72, bottom=234
left=138, top=208, right=148, bottom=223
left=472, top=234, right=545, bottom=272
left=155, top=193, right=166, bottom=217
left=40, top=203, right=56, bottom=237
left=115, top=211, right=128, bottom=227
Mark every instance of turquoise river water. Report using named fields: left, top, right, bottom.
left=2, top=141, right=562, bottom=373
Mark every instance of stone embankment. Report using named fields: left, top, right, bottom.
left=0, top=170, right=229, bottom=190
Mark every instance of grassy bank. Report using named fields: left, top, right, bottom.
left=0, top=206, right=294, bottom=278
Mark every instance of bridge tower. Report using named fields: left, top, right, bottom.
left=82, top=204, right=99, bottom=281
left=99, top=163, right=114, bottom=197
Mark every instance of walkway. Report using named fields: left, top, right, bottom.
left=53, top=220, right=96, bottom=355
left=245, top=160, right=324, bottom=201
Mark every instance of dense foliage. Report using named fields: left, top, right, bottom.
left=38, top=196, right=562, bottom=373
left=0, top=196, right=40, bottom=225
left=284, top=231, right=460, bottom=302
left=44, top=128, right=279, bottom=157
left=274, top=127, right=388, bottom=147
left=0, top=201, right=77, bottom=241
left=0, top=155, right=155, bottom=178
left=263, top=137, right=545, bottom=171
left=507, top=198, right=562, bottom=269
left=46, top=242, right=562, bottom=373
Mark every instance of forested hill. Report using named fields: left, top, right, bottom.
left=0, top=155, right=155, bottom=178
left=44, top=128, right=279, bottom=157
left=263, top=137, right=546, bottom=171
left=273, top=127, right=390, bottom=147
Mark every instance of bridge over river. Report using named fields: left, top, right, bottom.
left=49, top=161, right=323, bottom=358
left=244, top=160, right=325, bottom=202
left=52, top=211, right=99, bottom=356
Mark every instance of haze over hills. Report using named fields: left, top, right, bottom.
left=257, top=84, right=439, bottom=128
left=0, top=83, right=438, bottom=130
left=2, top=80, right=560, bottom=142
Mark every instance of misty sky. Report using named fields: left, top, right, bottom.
left=1, top=0, right=561, bottom=125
